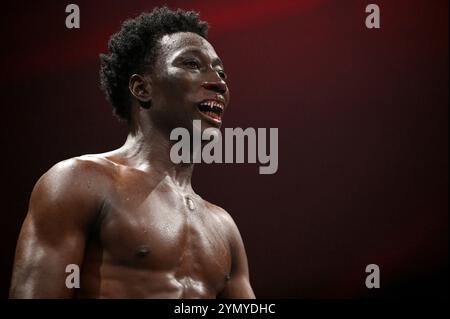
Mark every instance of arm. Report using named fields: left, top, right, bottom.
left=9, top=159, right=103, bottom=298
left=218, top=215, right=255, bottom=299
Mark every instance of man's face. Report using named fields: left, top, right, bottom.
left=148, top=32, right=230, bottom=135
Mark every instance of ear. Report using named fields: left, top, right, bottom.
left=129, top=74, right=152, bottom=109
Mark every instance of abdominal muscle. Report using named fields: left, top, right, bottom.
left=76, top=259, right=218, bottom=299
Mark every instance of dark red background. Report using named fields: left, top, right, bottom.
left=0, top=0, right=448, bottom=298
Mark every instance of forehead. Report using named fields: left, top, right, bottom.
left=157, top=32, right=218, bottom=60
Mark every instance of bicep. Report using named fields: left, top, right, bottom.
left=10, top=213, right=86, bottom=298
left=9, top=161, right=101, bottom=298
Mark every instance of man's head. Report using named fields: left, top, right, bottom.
left=100, top=7, right=229, bottom=133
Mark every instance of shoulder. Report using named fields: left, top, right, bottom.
left=36, top=155, right=114, bottom=193
left=29, top=155, right=117, bottom=217
left=203, top=200, right=242, bottom=241
left=204, top=200, right=233, bottom=222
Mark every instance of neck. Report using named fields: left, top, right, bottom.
left=116, top=117, right=194, bottom=190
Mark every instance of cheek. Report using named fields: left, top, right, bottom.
left=150, top=69, right=199, bottom=125
left=157, top=70, right=203, bottom=113
left=163, top=68, right=197, bottom=94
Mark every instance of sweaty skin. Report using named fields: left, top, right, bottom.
left=9, top=32, right=255, bottom=299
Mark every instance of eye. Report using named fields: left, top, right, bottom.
left=184, top=60, right=200, bottom=69
left=217, top=69, right=227, bottom=80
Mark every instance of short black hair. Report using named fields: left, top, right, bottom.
left=99, top=7, right=209, bottom=121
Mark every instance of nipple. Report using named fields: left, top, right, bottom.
left=136, top=245, right=150, bottom=258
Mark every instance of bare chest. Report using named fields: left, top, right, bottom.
left=90, top=184, right=232, bottom=287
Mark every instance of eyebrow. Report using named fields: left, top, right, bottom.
left=177, top=47, right=224, bottom=67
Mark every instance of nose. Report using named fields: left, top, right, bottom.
left=202, top=77, right=227, bottom=95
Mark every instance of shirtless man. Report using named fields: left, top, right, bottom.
left=9, top=7, right=255, bottom=299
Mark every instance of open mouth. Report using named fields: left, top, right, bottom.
left=197, top=99, right=224, bottom=123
